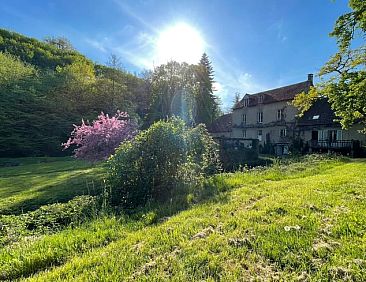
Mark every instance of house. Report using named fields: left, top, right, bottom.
left=209, top=74, right=366, bottom=156
left=231, top=74, right=313, bottom=155
left=206, top=113, right=232, bottom=138
left=296, top=99, right=366, bottom=155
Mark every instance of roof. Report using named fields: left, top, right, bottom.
left=233, top=79, right=313, bottom=109
left=207, top=113, right=232, bottom=133
left=297, top=98, right=338, bottom=127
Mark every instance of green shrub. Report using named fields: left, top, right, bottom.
left=107, top=118, right=221, bottom=208
left=0, top=195, right=97, bottom=246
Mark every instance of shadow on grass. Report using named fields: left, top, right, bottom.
left=123, top=174, right=233, bottom=225
left=0, top=171, right=105, bottom=215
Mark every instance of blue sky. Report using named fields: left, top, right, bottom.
left=1, top=0, right=350, bottom=111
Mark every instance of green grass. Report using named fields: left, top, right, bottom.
left=1, top=156, right=366, bottom=281
left=0, top=157, right=104, bottom=214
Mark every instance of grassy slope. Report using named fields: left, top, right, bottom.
left=0, top=157, right=104, bottom=214
left=1, top=157, right=366, bottom=281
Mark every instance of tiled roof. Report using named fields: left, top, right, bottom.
left=233, top=80, right=313, bottom=109
left=297, top=99, right=338, bottom=126
left=207, top=113, right=232, bottom=133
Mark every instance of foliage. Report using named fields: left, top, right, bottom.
left=0, top=52, right=70, bottom=157
left=63, top=111, right=138, bottom=163
left=219, top=146, right=260, bottom=171
left=146, top=61, right=199, bottom=125
left=292, top=86, right=321, bottom=117
left=195, top=53, right=221, bottom=125
left=232, top=92, right=241, bottom=108
left=294, top=0, right=366, bottom=131
left=44, top=36, right=75, bottom=51
left=0, top=195, right=97, bottom=245
left=0, top=52, right=35, bottom=85
left=146, top=57, right=221, bottom=127
left=0, top=29, right=91, bottom=70
left=107, top=117, right=221, bottom=208
left=1, top=156, right=366, bottom=281
left=0, top=30, right=148, bottom=157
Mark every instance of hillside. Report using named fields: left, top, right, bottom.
left=0, top=156, right=365, bottom=281
left=0, top=29, right=92, bottom=70
left=0, top=29, right=148, bottom=157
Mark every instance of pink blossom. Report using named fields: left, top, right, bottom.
left=62, top=111, right=138, bottom=162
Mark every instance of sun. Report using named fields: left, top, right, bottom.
left=155, top=22, right=205, bottom=64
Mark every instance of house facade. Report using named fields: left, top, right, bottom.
left=296, top=99, right=366, bottom=154
left=209, top=74, right=366, bottom=156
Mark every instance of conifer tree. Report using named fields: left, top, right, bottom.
left=195, top=53, right=220, bottom=126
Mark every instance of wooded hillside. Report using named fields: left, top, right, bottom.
left=0, top=29, right=149, bottom=157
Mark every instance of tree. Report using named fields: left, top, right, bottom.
left=293, top=0, right=366, bottom=132
left=44, top=36, right=74, bottom=51
left=62, top=111, right=138, bottom=163
left=195, top=53, right=220, bottom=125
left=107, top=117, right=221, bottom=208
left=0, top=29, right=148, bottom=157
left=232, top=92, right=241, bottom=109
left=146, top=61, right=198, bottom=125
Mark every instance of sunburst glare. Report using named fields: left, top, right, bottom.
left=155, top=22, right=206, bottom=64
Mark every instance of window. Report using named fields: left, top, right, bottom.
left=244, top=98, right=249, bottom=107
left=336, top=130, right=342, bottom=141
left=277, top=109, right=284, bottom=120
left=258, top=95, right=263, bottom=103
left=280, top=128, right=287, bottom=138
left=242, top=114, right=246, bottom=124
left=257, top=130, right=263, bottom=141
left=257, top=111, right=263, bottom=123
left=242, top=130, right=247, bottom=138
left=318, top=130, right=327, bottom=141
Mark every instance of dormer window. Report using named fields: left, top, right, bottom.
left=258, top=95, right=263, bottom=103
left=243, top=98, right=249, bottom=107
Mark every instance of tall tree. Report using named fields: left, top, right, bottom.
left=232, top=92, right=241, bottom=109
left=293, top=0, right=366, bottom=132
left=195, top=53, right=220, bottom=126
left=146, top=61, right=198, bottom=126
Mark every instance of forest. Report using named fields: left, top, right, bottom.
left=0, top=29, right=220, bottom=157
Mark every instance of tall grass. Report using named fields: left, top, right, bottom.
left=1, top=155, right=365, bottom=281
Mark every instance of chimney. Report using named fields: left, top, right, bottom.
left=307, top=73, right=314, bottom=84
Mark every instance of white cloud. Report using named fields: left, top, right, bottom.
left=212, top=56, right=267, bottom=112
left=84, top=38, right=107, bottom=53
left=269, top=19, right=288, bottom=43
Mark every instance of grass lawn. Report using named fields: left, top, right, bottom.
left=0, top=157, right=104, bottom=214
left=0, top=156, right=365, bottom=281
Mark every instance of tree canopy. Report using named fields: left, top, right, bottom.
left=146, top=55, right=221, bottom=127
left=0, top=29, right=222, bottom=157
left=0, top=30, right=148, bottom=157
left=293, top=0, right=366, bottom=132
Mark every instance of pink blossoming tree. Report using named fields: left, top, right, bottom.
left=63, top=111, right=138, bottom=162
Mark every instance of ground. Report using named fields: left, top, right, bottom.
left=0, top=156, right=365, bottom=281
left=0, top=157, right=104, bottom=215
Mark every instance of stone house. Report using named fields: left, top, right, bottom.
left=296, top=99, right=366, bottom=155
left=209, top=74, right=366, bottom=156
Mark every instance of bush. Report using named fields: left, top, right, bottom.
left=107, top=118, right=221, bottom=208
left=62, top=111, right=138, bottom=162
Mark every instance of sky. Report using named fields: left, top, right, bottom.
left=0, top=0, right=351, bottom=111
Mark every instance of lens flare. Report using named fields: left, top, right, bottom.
left=155, top=22, right=205, bottom=64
